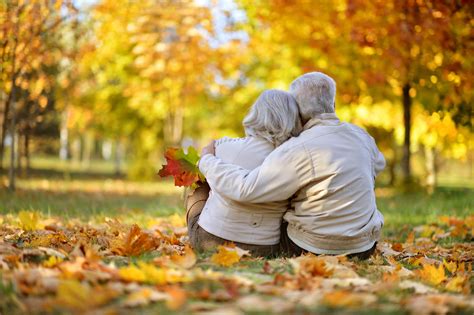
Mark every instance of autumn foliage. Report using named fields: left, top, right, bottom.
left=158, top=147, right=204, bottom=187
left=0, top=211, right=473, bottom=313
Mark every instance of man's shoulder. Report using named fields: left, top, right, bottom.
left=342, top=122, right=368, bottom=134
left=341, top=123, right=377, bottom=142
left=272, top=135, right=307, bottom=156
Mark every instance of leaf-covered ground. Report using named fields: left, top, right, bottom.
left=0, top=176, right=473, bottom=314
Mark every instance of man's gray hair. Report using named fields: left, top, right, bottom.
left=289, top=72, right=336, bottom=122
left=243, top=89, right=303, bottom=147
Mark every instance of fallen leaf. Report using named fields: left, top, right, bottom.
left=111, top=224, right=158, bottom=257
left=290, top=255, right=334, bottom=278
left=165, top=286, right=187, bottom=310
left=211, top=245, right=245, bottom=267
left=123, top=287, right=168, bottom=307
left=322, top=291, right=377, bottom=308
left=19, top=211, right=41, bottom=231
left=171, top=245, right=197, bottom=269
left=416, top=263, right=446, bottom=286
left=445, top=276, right=468, bottom=293
left=399, top=280, right=438, bottom=294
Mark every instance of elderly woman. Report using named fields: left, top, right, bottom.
left=186, top=89, right=302, bottom=257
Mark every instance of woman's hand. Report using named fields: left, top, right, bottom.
left=201, top=140, right=216, bottom=156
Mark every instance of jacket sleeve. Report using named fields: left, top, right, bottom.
left=198, top=148, right=302, bottom=203
left=370, top=137, right=386, bottom=176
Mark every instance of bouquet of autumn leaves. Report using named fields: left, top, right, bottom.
left=158, top=146, right=205, bottom=188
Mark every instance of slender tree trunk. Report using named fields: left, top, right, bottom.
left=114, top=139, right=124, bottom=176
left=164, top=107, right=184, bottom=146
left=402, top=83, right=412, bottom=183
left=24, top=131, right=30, bottom=175
left=59, top=108, right=69, bottom=160
left=8, top=86, right=17, bottom=191
left=82, top=132, right=94, bottom=169
left=16, top=133, right=22, bottom=174
left=0, top=91, right=12, bottom=171
left=425, top=146, right=437, bottom=194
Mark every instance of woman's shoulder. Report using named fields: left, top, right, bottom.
left=214, top=136, right=246, bottom=147
left=215, top=136, right=274, bottom=167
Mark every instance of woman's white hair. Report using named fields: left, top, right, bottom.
left=243, top=89, right=303, bottom=147
left=289, top=72, right=336, bottom=122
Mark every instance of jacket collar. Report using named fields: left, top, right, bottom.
left=303, top=113, right=341, bottom=130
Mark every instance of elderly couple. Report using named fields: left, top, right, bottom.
left=186, top=72, right=385, bottom=259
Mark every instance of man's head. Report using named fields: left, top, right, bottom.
left=289, top=72, right=336, bottom=123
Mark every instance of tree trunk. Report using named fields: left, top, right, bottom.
left=59, top=108, right=69, bottom=160
left=24, top=131, right=30, bottom=175
left=82, top=132, right=94, bottom=169
left=0, top=90, right=12, bottom=172
left=425, top=146, right=437, bottom=194
left=16, top=133, right=22, bottom=175
left=8, top=86, right=17, bottom=191
left=164, top=106, right=184, bottom=146
left=114, top=139, right=124, bottom=176
left=402, top=83, right=412, bottom=183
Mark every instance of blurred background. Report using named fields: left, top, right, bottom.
left=0, top=0, right=472, bottom=211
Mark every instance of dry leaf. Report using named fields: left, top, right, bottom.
left=211, top=246, right=242, bottom=267
left=19, top=210, right=41, bottom=231
left=416, top=263, right=446, bottom=286
left=165, top=286, right=187, bottom=310
left=322, top=291, right=377, bottom=308
left=171, top=245, right=197, bottom=269
left=123, top=288, right=168, bottom=307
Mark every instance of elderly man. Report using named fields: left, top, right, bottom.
left=199, top=72, right=385, bottom=258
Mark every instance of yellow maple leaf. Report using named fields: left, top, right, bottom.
left=443, top=259, right=457, bottom=274
left=445, top=276, right=467, bottom=293
left=56, top=280, right=118, bottom=311
left=43, top=256, right=63, bottom=268
left=119, top=265, right=147, bottom=282
left=137, top=262, right=167, bottom=284
left=18, top=210, right=40, bottom=231
left=211, top=246, right=241, bottom=267
left=416, top=263, right=446, bottom=286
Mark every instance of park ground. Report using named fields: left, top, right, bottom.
left=0, top=157, right=473, bottom=314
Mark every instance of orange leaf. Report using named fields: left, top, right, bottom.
left=112, top=225, right=158, bottom=257
left=171, top=245, right=197, bottom=269
left=165, top=286, right=187, bottom=310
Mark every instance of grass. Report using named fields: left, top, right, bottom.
left=0, top=156, right=472, bottom=314
left=1, top=156, right=472, bottom=238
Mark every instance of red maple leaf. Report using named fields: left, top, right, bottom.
left=158, top=147, right=204, bottom=187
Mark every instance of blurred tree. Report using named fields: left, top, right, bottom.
left=0, top=0, right=77, bottom=189
left=71, top=0, right=245, bottom=179
left=345, top=0, right=473, bottom=183
left=237, top=0, right=472, bottom=188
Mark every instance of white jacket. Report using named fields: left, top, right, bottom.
left=199, top=113, right=385, bottom=255
left=198, top=136, right=288, bottom=245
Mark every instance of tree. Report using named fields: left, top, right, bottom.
left=0, top=0, right=77, bottom=189
left=345, top=0, right=472, bottom=183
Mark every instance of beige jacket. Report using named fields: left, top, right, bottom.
left=198, top=136, right=288, bottom=245
left=199, top=113, right=385, bottom=255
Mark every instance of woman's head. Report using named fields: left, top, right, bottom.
left=243, top=89, right=303, bottom=146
